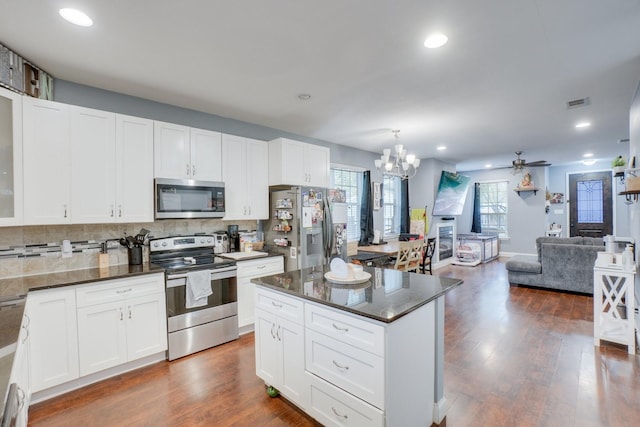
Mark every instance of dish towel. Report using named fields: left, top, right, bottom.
left=186, top=270, right=212, bottom=309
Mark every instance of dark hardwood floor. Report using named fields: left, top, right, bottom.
left=29, top=260, right=640, bottom=426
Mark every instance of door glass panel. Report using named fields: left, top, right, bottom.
left=0, top=96, right=14, bottom=218
left=577, top=179, right=603, bottom=223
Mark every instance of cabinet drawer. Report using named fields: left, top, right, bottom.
left=306, top=372, right=384, bottom=427
left=255, top=287, right=303, bottom=324
left=306, top=329, right=384, bottom=409
left=305, top=302, right=385, bottom=356
left=76, top=273, right=165, bottom=308
left=237, top=257, right=284, bottom=278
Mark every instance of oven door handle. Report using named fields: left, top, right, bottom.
left=166, top=267, right=237, bottom=285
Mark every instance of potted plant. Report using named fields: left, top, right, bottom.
left=612, top=156, right=626, bottom=174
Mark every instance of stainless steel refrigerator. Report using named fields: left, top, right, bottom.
left=265, top=187, right=347, bottom=272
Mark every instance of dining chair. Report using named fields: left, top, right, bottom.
left=392, top=240, right=423, bottom=273
left=421, top=238, right=436, bottom=275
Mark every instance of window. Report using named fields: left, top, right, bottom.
left=330, top=167, right=363, bottom=241
left=383, top=175, right=401, bottom=238
left=479, top=181, right=508, bottom=238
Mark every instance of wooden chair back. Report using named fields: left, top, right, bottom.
left=393, top=240, right=423, bottom=272
left=421, top=238, right=436, bottom=274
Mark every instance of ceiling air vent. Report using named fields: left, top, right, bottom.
left=566, top=97, right=590, bottom=109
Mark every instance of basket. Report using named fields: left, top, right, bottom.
left=626, top=176, right=640, bottom=192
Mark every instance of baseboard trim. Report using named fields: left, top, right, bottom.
left=433, top=396, right=447, bottom=424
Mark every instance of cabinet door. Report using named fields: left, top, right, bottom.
left=77, top=301, right=127, bottom=376
left=23, top=97, right=71, bottom=225
left=70, top=106, right=116, bottom=224
left=279, top=317, right=306, bottom=409
left=254, top=308, right=280, bottom=386
left=0, top=87, right=23, bottom=226
left=190, top=128, right=222, bottom=181
left=280, top=139, right=306, bottom=185
left=245, top=138, right=269, bottom=219
left=222, top=134, right=248, bottom=219
left=237, top=275, right=254, bottom=329
left=116, top=114, right=154, bottom=223
left=305, top=144, right=330, bottom=187
left=27, top=289, right=79, bottom=392
left=9, top=312, right=31, bottom=427
left=125, top=293, right=168, bottom=361
left=153, top=121, right=190, bottom=179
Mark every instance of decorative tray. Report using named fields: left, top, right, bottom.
left=324, top=271, right=371, bottom=285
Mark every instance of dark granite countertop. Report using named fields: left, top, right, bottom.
left=0, top=264, right=164, bottom=418
left=251, top=265, right=463, bottom=323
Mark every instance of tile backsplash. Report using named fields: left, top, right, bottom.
left=0, top=219, right=256, bottom=279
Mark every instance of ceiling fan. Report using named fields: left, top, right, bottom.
left=497, top=151, right=552, bottom=171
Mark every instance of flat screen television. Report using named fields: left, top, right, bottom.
left=432, top=171, right=471, bottom=216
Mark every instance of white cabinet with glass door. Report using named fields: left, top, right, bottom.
left=222, top=134, right=269, bottom=220
left=154, top=121, right=222, bottom=181
left=22, top=97, right=71, bottom=225
left=0, top=87, right=23, bottom=226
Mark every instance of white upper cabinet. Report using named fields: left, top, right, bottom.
left=154, top=121, right=222, bottom=181
left=23, top=97, right=71, bottom=225
left=0, top=86, right=23, bottom=226
left=268, top=138, right=330, bottom=187
left=222, top=134, right=269, bottom=220
left=115, top=114, right=154, bottom=223
left=70, top=106, right=116, bottom=224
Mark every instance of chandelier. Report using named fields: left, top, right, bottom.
left=374, top=130, right=420, bottom=180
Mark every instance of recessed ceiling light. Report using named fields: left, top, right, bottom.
left=575, top=122, right=591, bottom=128
left=436, top=145, right=447, bottom=151
left=59, top=8, right=93, bottom=27
left=424, top=33, right=448, bottom=49
left=582, top=159, right=596, bottom=166
left=485, top=164, right=492, bottom=169
left=297, top=94, right=311, bottom=100
left=583, top=153, right=593, bottom=158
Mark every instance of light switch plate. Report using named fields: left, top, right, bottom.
left=290, top=247, right=297, bottom=259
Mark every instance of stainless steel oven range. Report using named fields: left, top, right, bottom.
left=150, top=234, right=238, bottom=361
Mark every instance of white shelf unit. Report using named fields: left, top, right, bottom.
left=593, top=265, right=636, bottom=354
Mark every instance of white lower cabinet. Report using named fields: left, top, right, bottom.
left=255, top=286, right=438, bottom=426
left=27, top=288, right=79, bottom=392
left=9, top=310, right=32, bottom=427
left=76, top=274, right=167, bottom=376
left=237, top=256, right=284, bottom=330
left=254, top=288, right=306, bottom=410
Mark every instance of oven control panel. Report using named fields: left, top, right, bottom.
left=150, top=235, right=215, bottom=251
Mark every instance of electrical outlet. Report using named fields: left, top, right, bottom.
left=290, top=247, right=297, bottom=259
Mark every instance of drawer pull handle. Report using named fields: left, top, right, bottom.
left=271, top=301, right=283, bottom=308
left=257, top=265, right=266, bottom=269
left=332, top=323, right=349, bottom=332
left=332, top=360, right=349, bottom=371
left=116, top=288, right=132, bottom=294
left=331, top=407, right=348, bottom=420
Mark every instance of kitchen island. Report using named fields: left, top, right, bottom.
left=252, top=265, right=462, bottom=426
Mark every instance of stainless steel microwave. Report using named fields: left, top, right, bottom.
left=155, top=178, right=225, bottom=219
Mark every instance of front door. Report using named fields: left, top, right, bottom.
left=568, top=171, right=613, bottom=237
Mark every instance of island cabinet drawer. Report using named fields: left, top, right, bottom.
left=237, top=256, right=283, bottom=278
left=255, top=287, right=303, bottom=324
left=306, top=329, right=384, bottom=409
left=76, top=274, right=165, bottom=308
left=305, top=303, right=385, bottom=357
left=306, top=372, right=384, bottom=427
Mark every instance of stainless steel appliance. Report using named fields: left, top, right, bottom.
left=326, top=188, right=349, bottom=262
left=265, top=187, right=330, bottom=271
left=213, top=232, right=229, bottom=254
left=150, top=234, right=238, bottom=360
left=154, top=178, right=225, bottom=219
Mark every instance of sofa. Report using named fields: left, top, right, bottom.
left=505, top=236, right=604, bottom=294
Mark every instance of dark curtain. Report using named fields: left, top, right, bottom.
left=359, top=171, right=374, bottom=246
left=471, top=182, right=482, bottom=233
left=400, top=178, right=410, bottom=234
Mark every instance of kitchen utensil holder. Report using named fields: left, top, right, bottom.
left=128, top=246, right=142, bottom=265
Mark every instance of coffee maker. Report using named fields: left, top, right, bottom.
left=227, top=225, right=240, bottom=252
